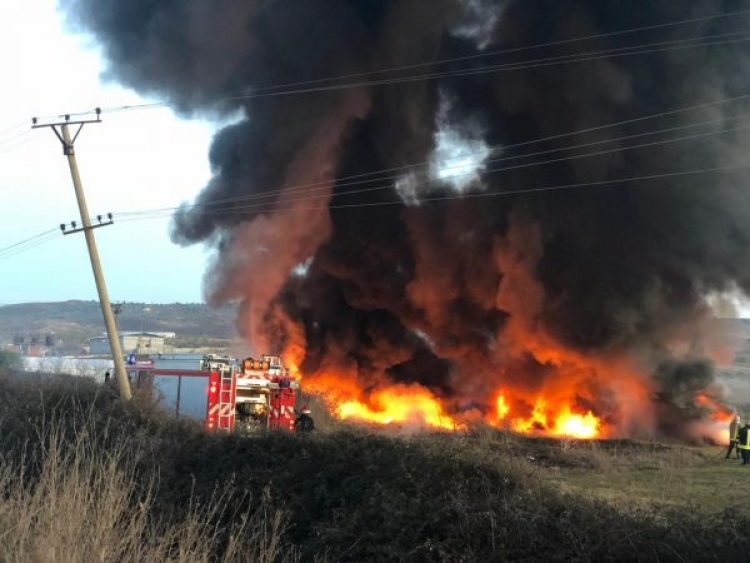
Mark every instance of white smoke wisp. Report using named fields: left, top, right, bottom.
left=453, top=0, right=505, bottom=50
left=429, top=92, right=491, bottom=193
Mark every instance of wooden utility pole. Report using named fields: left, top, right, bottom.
left=32, top=111, right=132, bottom=400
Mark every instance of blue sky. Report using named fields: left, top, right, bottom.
left=0, top=1, right=221, bottom=304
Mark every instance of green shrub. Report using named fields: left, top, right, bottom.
left=0, top=349, right=21, bottom=373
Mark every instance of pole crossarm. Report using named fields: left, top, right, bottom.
left=32, top=110, right=101, bottom=156
left=31, top=109, right=132, bottom=401
left=61, top=220, right=114, bottom=236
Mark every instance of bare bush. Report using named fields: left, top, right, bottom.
left=0, top=409, right=295, bottom=563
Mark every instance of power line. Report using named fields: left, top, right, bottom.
left=6, top=165, right=741, bottom=286
left=245, top=7, right=750, bottom=94
left=0, top=131, right=43, bottom=155
left=0, top=228, right=59, bottom=255
left=0, top=129, right=35, bottom=147
left=222, top=34, right=750, bottom=101
left=39, top=14, right=750, bottom=119
left=14, top=95, right=724, bottom=255
left=0, top=120, right=30, bottom=138
left=118, top=95, right=750, bottom=214
left=0, top=237, right=60, bottom=262
left=188, top=120, right=750, bottom=215
left=0, top=233, right=59, bottom=256
left=231, top=33, right=748, bottom=99
left=326, top=163, right=750, bottom=210
left=110, top=162, right=750, bottom=223
left=8, top=112, right=745, bottom=257
left=116, top=109, right=750, bottom=218
left=41, top=90, right=750, bottom=215
left=150, top=33, right=746, bottom=103
left=221, top=111, right=750, bottom=205
left=0, top=231, right=61, bottom=262
left=12, top=8, right=750, bottom=239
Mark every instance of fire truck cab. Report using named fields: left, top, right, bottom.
left=233, top=355, right=300, bottom=433
left=129, top=353, right=304, bottom=434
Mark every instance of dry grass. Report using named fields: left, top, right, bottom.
left=548, top=444, right=750, bottom=516
left=459, top=427, right=750, bottom=517
left=0, top=397, right=297, bottom=563
left=1, top=374, right=749, bottom=562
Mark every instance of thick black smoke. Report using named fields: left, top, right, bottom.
left=62, top=0, right=750, bottom=436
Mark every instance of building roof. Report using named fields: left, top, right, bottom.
left=90, top=332, right=167, bottom=341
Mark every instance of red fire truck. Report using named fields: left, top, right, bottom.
left=127, top=354, right=304, bottom=433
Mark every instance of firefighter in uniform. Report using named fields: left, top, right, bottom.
left=737, top=420, right=750, bottom=465
left=726, top=415, right=741, bottom=459
left=295, top=405, right=314, bottom=434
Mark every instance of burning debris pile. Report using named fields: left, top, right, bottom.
left=63, top=0, right=750, bottom=440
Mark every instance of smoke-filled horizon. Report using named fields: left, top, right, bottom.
left=61, top=0, right=750, bottom=439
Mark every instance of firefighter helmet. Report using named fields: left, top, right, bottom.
left=300, top=405, right=311, bottom=415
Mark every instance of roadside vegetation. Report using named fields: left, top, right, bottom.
left=0, top=349, right=20, bottom=371
left=0, top=371, right=748, bottom=562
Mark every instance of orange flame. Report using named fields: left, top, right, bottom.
left=492, top=395, right=601, bottom=439
left=262, top=215, right=737, bottom=443
left=301, top=366, right=734, bottom=441
left=695, top=393, right=735, bottom=423
left=336, top=386, right=461, bottom=430
left=694, top=393, right=736, bottom=444
left=553, top=409, right=600, bottom=439
left=305, top=371, right=607, bottom=437
left=495, top=395, right=510, bottom=419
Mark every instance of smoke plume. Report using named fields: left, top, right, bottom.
left=61, top=0, right=750, bottom=438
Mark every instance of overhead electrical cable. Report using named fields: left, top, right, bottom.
left=187, top=111, right=750, bottom=208
left=0, top=120, right=31, bottom=138
left=112, top=123, right=750, bottom=223
left=0, top=228, right=59, bottom=254
left=217, top=34, right=750, bottom=101
left=110, top=163, right=750, bottom=224
left=95, top=91, right=750, bottom=215
left=18, top=7, right=750, bottom=241
left=36, top=11, right=750, bottom=120
left=325, top=163, right=750, bottom=210
left=239, top=8, right=750, bottom=94
left=116, top=110, right=750, bottom=218
left=0, top=237, right=60, bottom=262
left=0, top=131, right=43, bottom=155
left=187, top=121, right=750, bottom=215
left=0, top=129, right=36, bottom=147
left=0, top=229, right=61, bottom=262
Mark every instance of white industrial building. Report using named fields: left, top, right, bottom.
left=23, top=356, right=113, bottom=382
left=89, top=332, right=166, bottom=355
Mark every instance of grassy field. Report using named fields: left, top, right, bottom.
left=452, top=432, right=750, bottom=517
left=1, top=372, right=749, bottom=562
left=555, top=453, right=750, bottom=516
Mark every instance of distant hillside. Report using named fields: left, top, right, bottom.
left=0, top=301, right=237, bottom=350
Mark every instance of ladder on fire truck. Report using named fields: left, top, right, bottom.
left=217, top=364, right=236, bottom=432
